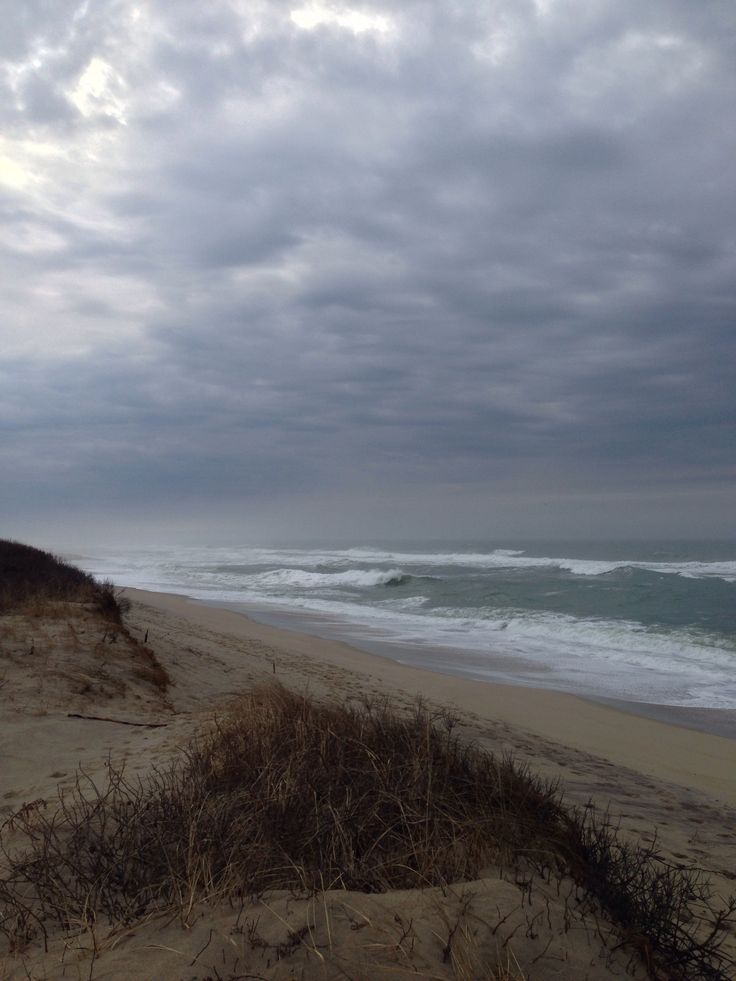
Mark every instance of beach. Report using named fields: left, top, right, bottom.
left=1, top=585, right=734, bottom=979
left=127, top=589, right=736, bottom=805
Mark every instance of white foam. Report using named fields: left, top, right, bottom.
left=376, top=595, right=430, bottom=611
left=237, top=597, right=736, bottom=708
left=77, top=545, right=736, bottom=583
left=243, top=567, right=407, bottom=589
left=143, top=567, right=735, bottom=708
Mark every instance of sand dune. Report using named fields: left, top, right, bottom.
left=1, top=587, right=734, bottom=979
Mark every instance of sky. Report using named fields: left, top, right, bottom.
left=1, top=0, right=735, bottom=547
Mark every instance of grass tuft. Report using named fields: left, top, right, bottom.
left=0, top=685, right=733, bottom=978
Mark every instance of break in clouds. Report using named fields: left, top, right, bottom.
left=1, top=1, right=735, bottom=543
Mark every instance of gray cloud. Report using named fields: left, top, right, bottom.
left=1, top=0, right=735, bottom=544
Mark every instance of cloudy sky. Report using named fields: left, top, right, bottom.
left=2, top=0, right=734, bottom=546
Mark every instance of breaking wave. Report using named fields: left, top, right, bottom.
left=186, top=547, right=736, bottom=582
left=245, top=567, right=410, bottom=590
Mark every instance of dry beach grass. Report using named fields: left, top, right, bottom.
left=1, top=541, right=735, bottom=979
left=3, top=685, right=735, bottom=978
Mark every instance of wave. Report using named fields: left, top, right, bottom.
left=174, top=584, right=735, bottom=707
left=244, top=567, right=410, bottom=590
left=172, top=546, right=736, bottom=582
left=352, top=551, right=735, bottom=582
left=432, top=605, right=736, bottom=667
left=376, top=595, right=430, bottom=611
left=557, top=559, right=736, bottom=581
left=78, top=545, right=736, bottom=584
left=251, top=597, right=736, bottom=707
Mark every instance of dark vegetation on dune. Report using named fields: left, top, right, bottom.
left=0, top=538, right=169, bottom=696
left=0, top=539, right=126, bottom=622
left=1, top=686, right=734, bottom=979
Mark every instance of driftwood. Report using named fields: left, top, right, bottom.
left=67, top=713, right=168, bottom=728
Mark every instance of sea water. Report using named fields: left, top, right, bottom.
left=75, top=541, right=736, bottom=718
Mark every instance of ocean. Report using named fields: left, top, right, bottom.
left=75, top=540, right=736, bottom=726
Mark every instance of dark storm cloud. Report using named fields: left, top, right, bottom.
left=1, top=0, right=735, bottom=540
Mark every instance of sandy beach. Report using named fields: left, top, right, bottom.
left=1, top=585, right=734, bottom=979
left=124, top=589, right=736, bottom=803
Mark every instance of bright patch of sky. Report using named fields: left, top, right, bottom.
left=0, top=153, right=27, bottom=189
left=68, top=57, right=129, bottom=123
left=532, top=0, right=558, bottom=15
left=290, top=4, right=393, bottom=35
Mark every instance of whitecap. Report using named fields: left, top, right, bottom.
left=244, top=567, right=409, bottom=590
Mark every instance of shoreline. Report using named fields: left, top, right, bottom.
left=212, top=595, right=736, bottom=741
left=125, top=587, right=736, bottom=808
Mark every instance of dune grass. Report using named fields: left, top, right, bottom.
left=1, top=685, right=733, bottom=978
left=0, top=539, right=126, bottom=622
left=0, top=538, right=170, bottom=696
